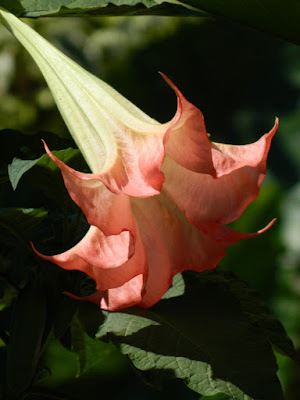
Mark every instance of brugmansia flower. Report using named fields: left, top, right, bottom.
left=1, top=11, right=277, bottom=311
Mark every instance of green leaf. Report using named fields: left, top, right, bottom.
left=180, top=0, right=300, bottom=45
left=8, top=0, right=300, bottom=44
left=161, top=272, right=185, bottom=300
left=33, top=334, right=79, bottom=391
left=26, top=148, right=85, bottom=210
left=70, top=314, right=128, bottom=378
left=0, top=207, right=47, bottom=243
left=0, top=281, right=18, bottom=311
left=7, top=147, right=81, bottom=191
left=201, top=394, right=231, bottom=400
left=5, top=281, right=47, bottom=398
left=97, top=272, right=283, bottom=400
left=198, top=270, right=300, bottom=365
left=8, top=157, right=41, bottom=190
left=0, top=208, right=48, bottom=286
left=0, top=0, right=24, bottom=15
left=18, top=0, right=200, bottom=17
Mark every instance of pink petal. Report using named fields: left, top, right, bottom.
left=162, top=118, right=276, bottom=231
left=131, top=197, right=173, bottom=308
left=162, top=73, right=216, bottom=176
left=43, top=142, right=135, bottom=236
left=98, top=119, right=167, bottom=197
left=33, top=218, right=148, bottom=309
left=198, top=219, right=276, bottom=246
left=32, top=226, right=146, bottom=291
left=67, top=273, right=145, bottom=311
left=131, top=194, right=235, bottom=308
left=92, top=76, right=182, bottom=198
left=211, top=119, right=278, bottom=179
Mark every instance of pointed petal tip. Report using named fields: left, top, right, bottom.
left=159, top=72, right=176, bottom=90
left=257, top=217, right=277, bottom=234
left=41, top=139, right=52, bottom=156
left=159, top=72, right=183, bottom=104
left=266, top=117, right=279, bottom=141
left=62, top=290, right=100, bottom=303
left=30, top=241, right=42, bottom=257
left=31, top=241, right=56, bottom=263
left=41, top=140, right=60, bottom=165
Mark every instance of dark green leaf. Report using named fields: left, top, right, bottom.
left=70, top=314, right=128, bottom=378
left=0, top=207, right=47, bottom=244
left=33, top=334, right=79, bottom=391
left=0, top=281, right=18, bottom=311
left=0, top=208, right=48, bottom=287
left=198, top=269, right=300, bottom=365
left=0, top=0, right=24, bottom=15
left=180, top=0, right=300, bottom=45
left=97, top=272, right=283, bottom=400
left=53, top=296, right=78, bottom=339
left=5, top=281, right=47, bottom=398
left=12, top=0, right=300, bottom=45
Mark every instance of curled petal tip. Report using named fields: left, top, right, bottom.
left=257, top=218, right=277, bottom=234
left=41, top=139, right=48, bottom=151
left=30, top=241, right=40, bottom=256
left=159, top=71, right=182, bottom=99
left=159, top=72, right=173, bottom=88
left=41, top=140, right=55, bottom=161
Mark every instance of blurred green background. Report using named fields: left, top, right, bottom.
left=0, top=14, right=299, bottom=399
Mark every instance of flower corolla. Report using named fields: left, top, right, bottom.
left=0, top=10, right=277, bottom=310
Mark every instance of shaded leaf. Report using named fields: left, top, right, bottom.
left=97, top=272, right=283, bottom=400
left=70, top=314, right=128, bottom=378
left=33, top=334, right=79, bottom=391
left=53, top=295, right=78, bottom=339
left=0, top=280, right=18, bottom=311
left=0, top=0, right=24, bottom=15
left=5, top=281, right=47, bottom=398
left=0, top=208, right=47, bottom=242
left=8, top=0, right=300, bottom=44
left=199, top=270, right=300, bottom=365
left=0, top=208, right=48, bottom=288
left=0, top=129, right=74, bottom=166
left=180, top=0, right=300, bottom=45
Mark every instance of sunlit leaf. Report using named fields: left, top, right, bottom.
left=97, top=272, right=283, bottom=399
left=17, top=0, right=200, bottom=17
left=8, top=147, right=81, bottom=190
left=8, top=157, right=41, bottom=190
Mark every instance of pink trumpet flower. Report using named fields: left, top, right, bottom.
left=36, top=76, right=277, bottom=311
left=0, top=10, right=277, bottom=311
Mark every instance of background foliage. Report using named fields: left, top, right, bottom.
left=0, top=5, right=300, bottom=400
